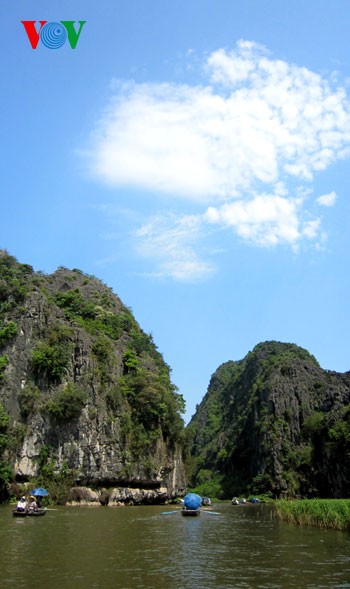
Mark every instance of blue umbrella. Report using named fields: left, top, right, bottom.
left=183, top=493, right=202, bottom=510
left=29, top=487, right=49, bottom=497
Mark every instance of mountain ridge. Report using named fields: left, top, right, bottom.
left=0, top=251, right=186, bottom=503
left=1, top=250, right=349, bottom=503
left=186, top=341, right=350, bottom=498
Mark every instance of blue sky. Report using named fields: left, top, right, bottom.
left=1, top=1, right=350, bottom=422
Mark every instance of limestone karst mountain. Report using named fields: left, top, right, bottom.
left=186, top=341, right=350, bottom=498
left=2, top=251, right=350, bottom=503
left=0, top=251, right=186, bottom=502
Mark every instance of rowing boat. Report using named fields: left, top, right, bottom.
left=181, top=508, right=200, bottom=516
left=13, top=509, right=46, bottom=517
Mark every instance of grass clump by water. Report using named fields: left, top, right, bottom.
left=275, top=499, right=350, bottom=531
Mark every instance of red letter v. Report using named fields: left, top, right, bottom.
left=21, top=21, right=47, bottom=49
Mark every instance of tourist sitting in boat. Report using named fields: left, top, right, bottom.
left=27, top=496, right=38, bottom=511
left=201, top=497, right=211, bottom=506
left=16, top=496, right=27, bottom=512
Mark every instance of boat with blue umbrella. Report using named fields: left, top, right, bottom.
left=161, top=493, right=220, bottom=517
left=181, top=493, right=202, bottom=516
left=12, top=488, right=49, bottom=517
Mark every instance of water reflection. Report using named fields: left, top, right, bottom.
left=1, top=503, right=349, bottom=588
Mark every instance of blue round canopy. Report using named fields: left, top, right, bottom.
left=184, top=493, right=202, bottom=510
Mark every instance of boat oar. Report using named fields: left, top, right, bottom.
left=161, top=510, right=178, bottom=515
left=200, top=510, right=221, bottom=515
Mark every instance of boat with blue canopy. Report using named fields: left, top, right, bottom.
left=182, top=493, right=201, bottom=516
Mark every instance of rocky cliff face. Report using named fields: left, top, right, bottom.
left=0, top=251, right=186, bottom=502
left=187, top=341, right=350, bottom=498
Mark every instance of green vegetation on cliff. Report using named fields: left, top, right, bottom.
left=2, top=251, right=349, bottom=504
left=186, top=341, right=350, bottom=499
left=0, top=251, right=186, bottom=501
left=0, top=401, right=13, bottom=496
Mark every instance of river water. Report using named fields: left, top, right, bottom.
left=1, top=502, right=349, bottom=588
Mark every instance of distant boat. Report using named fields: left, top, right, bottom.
left=201, top=497, right=212, bottom=506
left=231, top=497, right=262, bottom=505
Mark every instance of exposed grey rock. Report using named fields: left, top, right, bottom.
left=188, top=341, right=350, bottom=498
left=0, top=253, right=186, bottom=502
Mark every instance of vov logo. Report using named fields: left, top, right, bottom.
left=21, top=21, right=86, bottom=49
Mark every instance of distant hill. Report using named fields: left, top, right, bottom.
left=0, top=251, right=186, bottom=502
left=186, top=341, right=350, bottom=499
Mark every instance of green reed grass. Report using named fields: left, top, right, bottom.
left=275, top=499, right=350, bottom=531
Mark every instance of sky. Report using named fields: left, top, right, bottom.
left=1, top=0, right=350, bottom=423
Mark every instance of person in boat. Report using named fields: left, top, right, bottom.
left=27, top=496, right=38, bottom=511
left=16, top=496, right=27, bottom=512
left=201, top=497, right=211, bottom=506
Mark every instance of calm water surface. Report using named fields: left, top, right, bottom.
left=0, top=503, right=349, bottom=588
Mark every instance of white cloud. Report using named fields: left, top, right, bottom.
left=135, top=213, right=214, bottom=281
left=89, top=41, right=350, bottom=199
left=90, top=83, right=226, bottom=201
left=316, top=191, right=337, bottom=207
left=86, top=40, right=350, bottom=280
left=302, top=219, right=321, bottom=239
left=204, top=194, right=301, bottom=247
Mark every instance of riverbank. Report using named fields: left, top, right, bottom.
left=275, top=499, right=350, bottom=531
